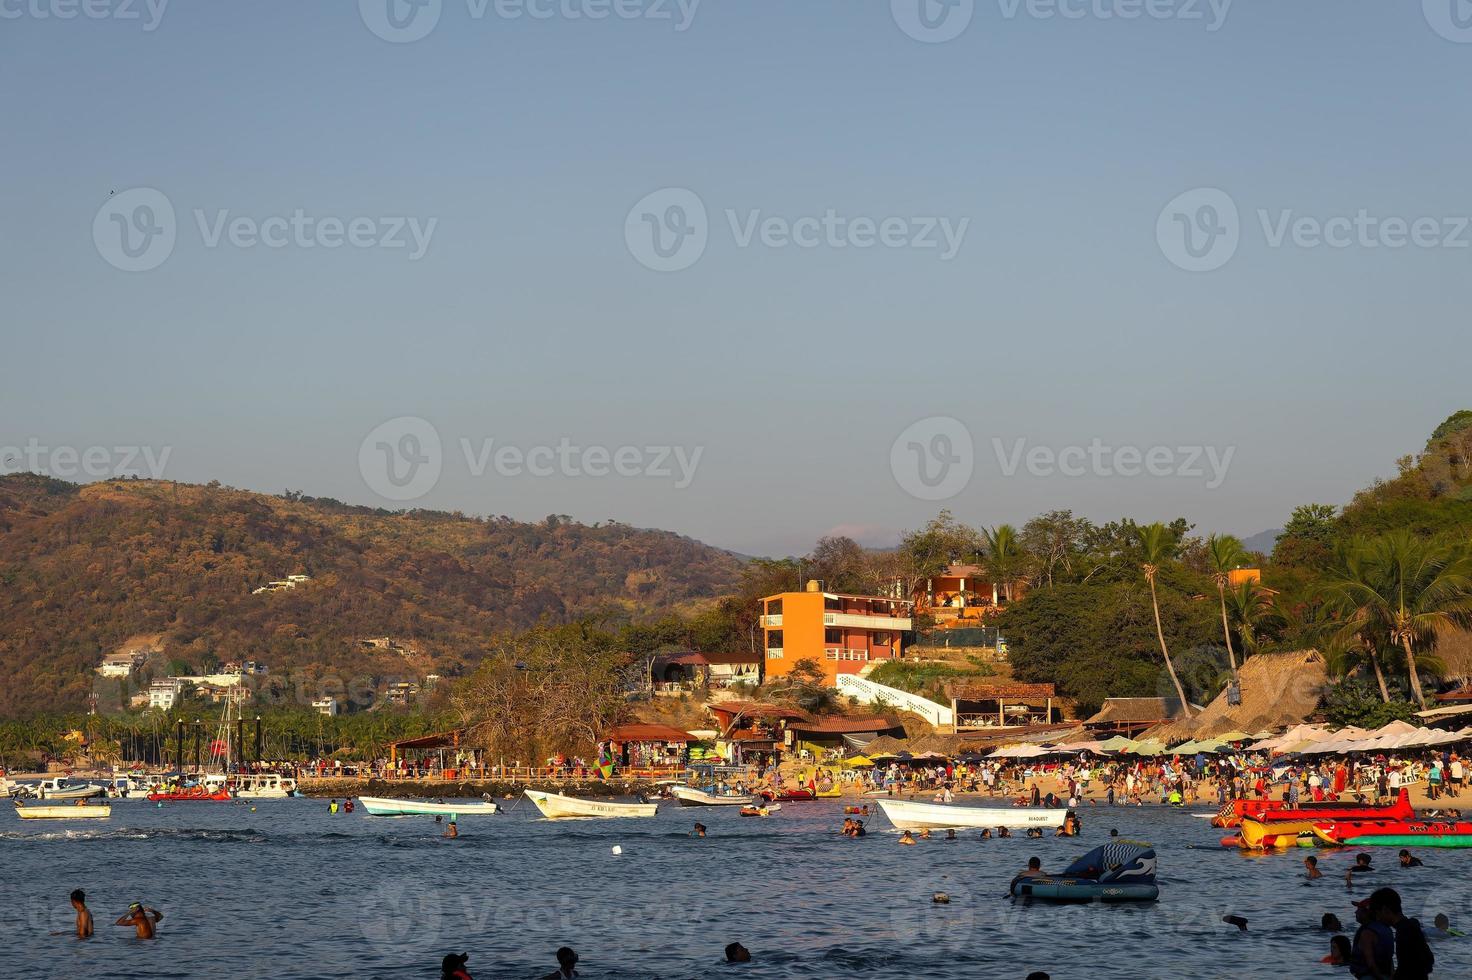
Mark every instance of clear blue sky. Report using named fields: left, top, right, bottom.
left=4, top=1, right=1470, bottom=557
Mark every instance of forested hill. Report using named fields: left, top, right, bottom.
left=0, top=476, right=743, bottom=715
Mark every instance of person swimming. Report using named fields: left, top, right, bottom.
left=1322, top=912, right=1345, bottom=932
left=443, top=819, right=458, bottom=839
left=541, top=946, right=579, bottom=979
left=59, top=889, right=92, bottom=939
left=1322, top=934, right=1351, bottom=965
left=114, top=903, right=163, bottom=939
left=1306, top=856, right=1324, bottom=879
left=898, top=830, right=917, bottom=846
left=693, top=822, right=707, bottom=838
left=1398, top=849, right=1423, bottom=868
left=442, top=952, right=473, bottom=979
left=724, top=942, right=751, bottom=963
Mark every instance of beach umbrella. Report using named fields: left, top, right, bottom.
left=841, top=755, right=875, bottom=768
left=1129, top=739, right=1166, bottom=756
left=1096, top=735, right=1137, bottom=752
left=1215, top=731, right=1251, bottom=743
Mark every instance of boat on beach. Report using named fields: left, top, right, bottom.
left=523, top=790, right=657, bottom=819
left=358, top=796, right=500, bottom=816
left=878, top=798, right=1068, bottom=831
left=670, top=786, right=755, bottom=806
left=14, top=802, right=113, bottom=819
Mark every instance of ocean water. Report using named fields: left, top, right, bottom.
left=2, top=796, right=1469, bottom=979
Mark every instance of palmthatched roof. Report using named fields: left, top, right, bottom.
left=1146, top=650, right=1328, bottom=743
left=1435, top=628, right=1472, bottom=686
left=1083, top=697, right=1192, bottom=727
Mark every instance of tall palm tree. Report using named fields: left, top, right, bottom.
left=1223, top=578, right=1274, bottom=660
left=1325, top=531, right=1472, bottom=708
left=1134, top=522, right=1192, bottom=717
left=1205, top=534, right=1248, bottom=673
left=982, top=524, right=1027, bottom=603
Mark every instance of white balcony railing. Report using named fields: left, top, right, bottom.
left=759, top=614, right=783, bottom=627
left=823, top=612, right=913, bottom=631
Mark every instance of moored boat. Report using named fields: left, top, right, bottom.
left=30, top=778, right=106, bottom=801
left=231, top=773, right=300, bottom=799
left=670, top=786, right=755, bottom=807
left=15, top=803, right=112, bottom=819
left=147, top=785, right=232, bottom=802
left=878, top=798, right=1068, bottom=831
left=358, top=796, right=500, bottom=816
left=523, top=790, right=657, bottom=819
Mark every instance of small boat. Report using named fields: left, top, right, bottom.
left=739, top=803, right=780, bottom=816
left=31, top=778, right=106, bottom=801
left=1311, top=818, right=1472, bottom=848
left=523, top=790, right=657, bottom=819
left=358, top=796, right=500, bottom=817
left=878, top=798, right=1068, bottom=831
left=670, top=786, right=756, bottom=807
left=1010, top=842, right=1159, bottom=903
left=15, top=803, right=113, bottom=819
left=147, top=785, right=232, bottom=802
left=231, top=774, right=300, bottom=799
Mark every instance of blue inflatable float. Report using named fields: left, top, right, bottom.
left=1009, top=841, right=1159, bottom=902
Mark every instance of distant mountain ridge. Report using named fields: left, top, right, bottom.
left=0, top=476, right=743, bottom=715
left=1239, top=528, right=1282, bottom=555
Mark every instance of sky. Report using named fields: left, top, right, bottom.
left=4, top=0, right=1471, bottom=558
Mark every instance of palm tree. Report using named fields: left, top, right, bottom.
left=1325, top=531, right=1472, bottom=708
left=1206, top=534, right=1248, bottom=673
left=1223, top=579, right=1274, bottom=660
left=982, top=524, right=1026, bottom=603
left=1134, top=522, right=1192, bottom=717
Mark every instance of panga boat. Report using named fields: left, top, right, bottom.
left=1310, top=818, right=1472, bottom=848
left=358, top=796, right=500, bottom=817
left=670, top=786, right=756, bottom=807
left=31, top=778, right=106, bottom=801
left=147, top=786, right=232, bottom=802
left=523, top=790, right=657, bottom=819
left=16, top=803, right=113, bottom=819
left=878, top=798, right=1068, bottom=831
left=231, top=774, right=300, bottom=799
left=1010, top=842, right=1159, bottom=902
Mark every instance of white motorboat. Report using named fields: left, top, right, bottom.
left=876, top=798, right=1069, bottom=831
left=0, top=778, right=20, bottom=798
left=32, top=778, right=106, bottom=801
left=15, top=802, right=113, bottom=819
left=232, top=774, right=300, bottom=799
left=358, top=796, right=500, bottom=816
left=670, top=786, right=756, bottom=807
left=523, top=790, right=657, bottom=819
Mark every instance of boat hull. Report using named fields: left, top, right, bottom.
left=357, top=796, right=500, bottom=816
left=523, top=790, right=657, bottom=819
left=16, top=805, right=112, bottom=819
left=39, top=785, right=106, bottom=800
left=671, top=786, right=755, bottom=806
left=878, top=799, right=1068, bottom=831
left=1312, top=818, right=1472, bottom=847
left=1011, top=877, right=1158, bottom=902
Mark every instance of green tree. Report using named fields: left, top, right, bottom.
left=1205, top=534, right=1248, bottom=673
left=1325, top=531, right=1472, bottom=708
left=1273, top=503, right=1339, bottom=568
left=1135, top=522, right=1193, bottom=716
left=982, top=524, right=1027, bottom=603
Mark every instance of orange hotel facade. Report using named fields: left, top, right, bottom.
left=760, top=582, right=913, bottom=684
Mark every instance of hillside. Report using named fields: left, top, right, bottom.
left=0, top=476, right=743, bottom=715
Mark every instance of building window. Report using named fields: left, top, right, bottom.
left=766, top=598, right=782, bottom=616
left=824, top=628, right=841, bottom=644
left=768, top=630, right=782, bottom=649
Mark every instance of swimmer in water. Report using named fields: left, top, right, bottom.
left=1322, top=934, right=1351, bottom=965
left=1322, top=912, right=1345, bottom=932
left=693, top=822, right=707, bottom=838
left=898, top=830, right=917, bottom=846
left=1306, top=856, right=1324, bottom=879
left=115, top=903, right=163, bottom=939
left=443, top=820, right=458, bottom=839
left=53, top=889, right=92, bottom=938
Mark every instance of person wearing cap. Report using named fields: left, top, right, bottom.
left=1349, top=898, right=1394, bottom=979
left=440, top=952, right=472, bottom=980
left=114, top=902, right=163, bottom=939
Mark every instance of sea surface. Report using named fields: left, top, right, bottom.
left=2, top=795, right=1469, bottom=979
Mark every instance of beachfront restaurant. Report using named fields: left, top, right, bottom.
left=706, top=701, right=807, bottom=766
left=1082, top=697, right=1193, bottom=738
left=946, top=682, right=1059, bottom=730
left=783, top=715, right=906, bottom=759
left=605, top=723, right=696, bottom=768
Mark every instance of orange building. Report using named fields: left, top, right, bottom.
left=760, top=582, right=912, bottom=684
left=912, top=562, right=1013, bottom=625
left=1227, top=567, right=1262, bottom=588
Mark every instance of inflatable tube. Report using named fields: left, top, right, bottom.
left=1340, top=834, right=1472, bottom=849
left=1012, top=878, right=1159, bottom=902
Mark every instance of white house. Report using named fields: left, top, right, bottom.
left=312, top=697, right=338, bottom=717
left=96, top=649, right=146, bottom=678
left=149, top=679, right=183, bottom=711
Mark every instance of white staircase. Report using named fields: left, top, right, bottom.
left=835, top=675, right=954, bottom=728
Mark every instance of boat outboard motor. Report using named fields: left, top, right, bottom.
left=1059, top=842, right=1157, bottom=884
